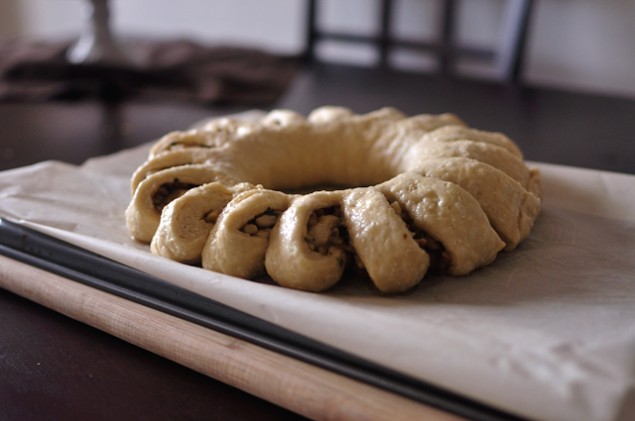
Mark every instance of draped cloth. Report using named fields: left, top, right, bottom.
left=0, top=39, right=298, bottom=104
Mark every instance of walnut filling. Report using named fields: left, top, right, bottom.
left=305, top=207, right=346, bottom=257
left=165, top=122, right=244, bottom=152
left=389, top=201, right=451, bottom=272
left=166, top=142, right=213, bottom=152
left=152, top=178, right=198, bottom=211
left=164, top=129, right=230, bottom=152
left=240, top=209, right=281, bottom=239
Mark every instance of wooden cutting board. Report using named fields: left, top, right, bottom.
left=0, top=255, right=462, bottom=421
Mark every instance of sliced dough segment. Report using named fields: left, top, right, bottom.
left=262, top=109, right=306, bottom=127
left=307, top=106, right=354, bottom=124
left=422, top=125, right=523, bottom=158
left=125, top=164, right=238, bottom=242
left=151, top=182, right=255, bottom=263
left=397, top=113, right=466, bottom=133
left=528, top=168, right=542, bottom=198
left=378, top=173, right=505, bottom=275
left=265, top=191, right=347, bottom=292
left=131, top=148, right=216, bottom=194
left=342, top=187, right=431, bottom=294
left=405, top=139, right=531, bottom=188
left=203, top=189, right=291, bottom=279
left=414, top=157, right=541, bottom=250
left=150, top=118, right=241, bottom=156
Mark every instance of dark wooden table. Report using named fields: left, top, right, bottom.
left=1, top=63, right=634, bottom=420
left=3, top=64, right=635, bottom=175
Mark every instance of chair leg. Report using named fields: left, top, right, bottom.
left=303, top=0, right=318, bottom=64
left=439, top=0, right=457, bottom=75
left=378, top=0, right=394, bottom=68
left=496, top=0, right=535, bottom=83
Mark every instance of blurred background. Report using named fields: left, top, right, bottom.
left=0, top=0, right=633, bottom=99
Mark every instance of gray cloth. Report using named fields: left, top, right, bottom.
left=0, top=38, right=298, bottom=104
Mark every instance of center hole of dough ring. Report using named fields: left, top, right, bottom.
left=215, top=122, right=411, bottom=193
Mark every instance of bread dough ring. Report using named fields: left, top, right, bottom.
left=126, top=106, right=541, bottom=294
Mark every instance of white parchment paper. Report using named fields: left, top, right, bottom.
left=1, top=143, right=634, bottom=421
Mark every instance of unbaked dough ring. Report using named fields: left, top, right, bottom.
left=126, top=106, right=541, bottom=294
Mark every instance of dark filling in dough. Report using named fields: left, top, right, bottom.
left=166, top=142, right=213, bottom=152
left=240, top=208, right=282, bottom=239
left=152, top=178, right=198, bottom=211
left=305, top=206, right=347, bottom=261
left=389, top=200, right=451, bottom=272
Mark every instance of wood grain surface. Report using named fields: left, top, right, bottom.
left=0, top=255, right=463, bottom=421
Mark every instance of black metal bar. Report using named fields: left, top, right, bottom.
left=378, top=0, right=393, bottom=68
left=309, top=31, right=495, bottom=62
left=497, top=0, right=535, bottom=83
left=439, top=0, right=456, bottom=74
left=303, top=0, right=318, bottom=64
left=0, top=217, right=524, bottom=421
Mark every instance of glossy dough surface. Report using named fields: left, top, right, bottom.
left=126, top=106, right=541, bottom=294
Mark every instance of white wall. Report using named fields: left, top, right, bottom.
left=527, top=0, right=635, bottom=98
left=1, top=0, right=634, bottom=99
left=0, top=0, right=305, bottom=51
